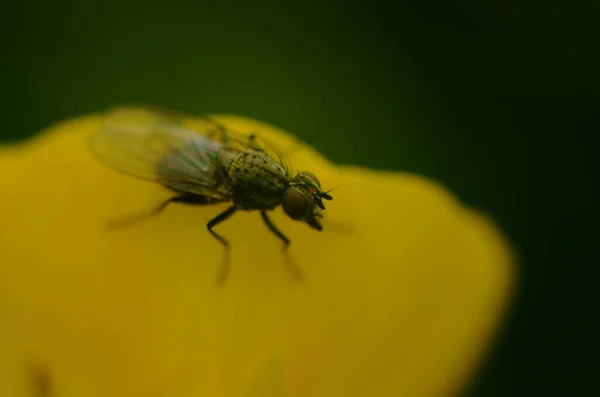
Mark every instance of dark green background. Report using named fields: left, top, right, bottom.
left=2, top=1, right=597, bottom=396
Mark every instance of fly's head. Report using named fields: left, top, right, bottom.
left=282, top=171, right=333, bottom=231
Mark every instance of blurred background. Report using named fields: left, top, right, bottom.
left=1, top=0, right=597, bottom=395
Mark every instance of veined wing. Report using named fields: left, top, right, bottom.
left=120, top=105, right=293, bottom=176
left=90, top=106, right=233, bottom=199
left=194, top=114, right=294, bottom=178
left=112, top=105, right=294, bottom=178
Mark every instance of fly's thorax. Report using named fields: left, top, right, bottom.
left=213, top=147, right=238, bottom=173
left=282, top=171, right=326, bottom=221
left=223, top=148, right=290, bottom=210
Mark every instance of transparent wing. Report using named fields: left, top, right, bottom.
left=119, top=106, right=294, bottom=178
left=195, top=114, right=294, bottom=178
left=90, top=106, right=233, bottom=199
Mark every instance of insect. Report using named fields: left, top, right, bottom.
left=90, top=106, right=333, bottom=283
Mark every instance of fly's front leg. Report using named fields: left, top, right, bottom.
left=260, top=210, right=290, bottom=249
left=260, top=210, right=304, bottom=281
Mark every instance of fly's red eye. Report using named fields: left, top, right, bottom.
left=282, top=188, right=310, bottom=220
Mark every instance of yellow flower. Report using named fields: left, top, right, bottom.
left=0, top=112, right=514, bottom=397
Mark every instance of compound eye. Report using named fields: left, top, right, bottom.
left=300, top=171, right=321, bottom=188
left=282, top=188, right=310, bottom=220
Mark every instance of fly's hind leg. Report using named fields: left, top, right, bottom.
left=200, top=115, right=232, bottom=144
left=260, top=210, right=305, bottom=281
left=106, top=195, right=218, bottom=230
left=247, top=133, right=266, bottom=152
left=106, top=195, right=236, bottom=286
left=202, top=116, right=263, bottom=152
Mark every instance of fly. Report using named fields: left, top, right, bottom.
left=90, top=106, right=333, bottom=284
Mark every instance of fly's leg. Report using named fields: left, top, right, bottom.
left=107, top=196, right=237, bottom=286
left=306, top=216, right=324, bottom=231
left=201, top=115, right=232, bottom=144
left=260, top=210, right=305, bottom=281
left=200, top=114, right=264, bottom=150
left=247, top=134, right=265, bottom=152
left=106, top=195, right=218, bottom=230
left=207, top=205, right=237, bottom=285
left=260, top=210, right=290, bottom=247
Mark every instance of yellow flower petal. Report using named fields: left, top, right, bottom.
left=244, top=354, right=285, bottom=397
left=0, top=113, right=514, bottom=397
